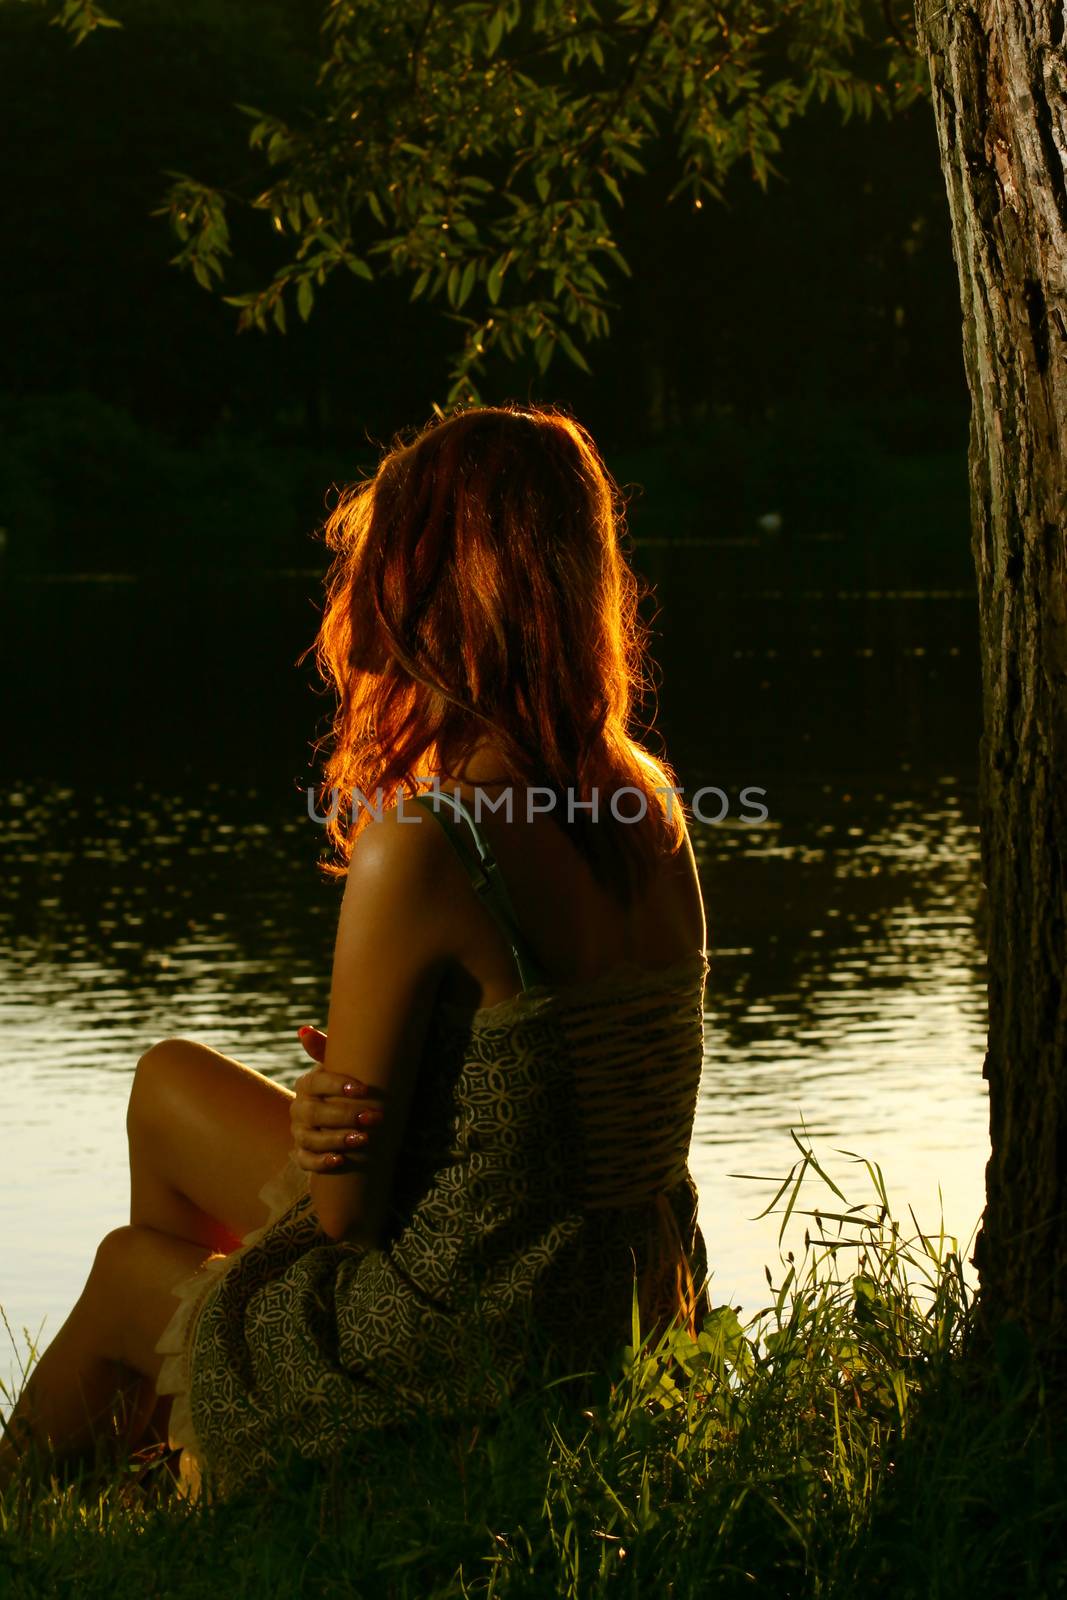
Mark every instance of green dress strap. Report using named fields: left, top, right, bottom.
left=410, top=791, right=547, bottom=992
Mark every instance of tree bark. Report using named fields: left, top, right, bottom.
left=913, top=0, right=1067, bottom=1345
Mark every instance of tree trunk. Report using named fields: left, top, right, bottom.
left=913, top=0, right=1067, bottom=1346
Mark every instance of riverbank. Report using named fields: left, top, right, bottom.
left=0, top=390, right=972, bottom=591
left=2, top=1146, right=1060, bottom=1599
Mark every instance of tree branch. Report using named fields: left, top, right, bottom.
left=410, top=0, right=438, bottom=94
left=564, top=0, right=675, bottom=169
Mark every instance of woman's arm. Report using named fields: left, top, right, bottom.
left=309, top=802, right=450, bottom=1245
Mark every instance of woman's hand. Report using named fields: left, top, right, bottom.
left=290, top=1025, right=385, bottom=1174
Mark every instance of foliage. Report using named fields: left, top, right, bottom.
left=4, top=1139, right=1062, bottom=1598
left=32, top=0, right=931, bottom=404
left=11, top=0, right=122, bottom=47
left=0, top=391, right=361, bottom=572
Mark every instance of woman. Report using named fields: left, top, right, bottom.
left=0, top=404, right=709, bottom=1501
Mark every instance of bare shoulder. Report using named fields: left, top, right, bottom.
left=345, top=794, right=450, bottom=893
left=326, top=795, right=467, bottom=1022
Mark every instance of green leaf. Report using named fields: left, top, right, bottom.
left=556, top=327, right=591, bottom=374
left=487, top=256, right=506, bottom=304
left=612, top=147, right=645, bottom=174
left=296, top=277, right=314, bottom=322
left=601, top=170, right=624, bottom=207
left=346, top=256, right=374, bottom=281
left=456, top=259, right=478, bottom=309
left=271, top=294, right=287, bottom=333
left=604, top=245, right=632, bottom=278
left=267, top=130, right=292, bottom=163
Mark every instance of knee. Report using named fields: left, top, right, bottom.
left=91, top=1225, right=142, bottom=1290
left=127, top=1037, right=196, bottom=1141
left=136, top=1037, right=195, bottom=1075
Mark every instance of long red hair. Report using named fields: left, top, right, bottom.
left=308, top=404, right=685, bottom=902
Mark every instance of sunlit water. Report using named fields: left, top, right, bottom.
left=0, top=572, right=989, bottom=1410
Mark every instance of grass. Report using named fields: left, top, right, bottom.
left=1, top=1138, right=1063, bottom=1599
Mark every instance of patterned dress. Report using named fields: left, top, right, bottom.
left=153, top=795, right=709, bottom=1502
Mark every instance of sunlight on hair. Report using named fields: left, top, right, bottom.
left=304, top=404, right=686, bottom=901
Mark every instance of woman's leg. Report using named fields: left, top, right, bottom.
left=127, top=1037, right=296, bottom=1250
left=0, top=1224, right=210, bottom=1489
left=1, top=1038, right=297, bottom=1487
left=127, top=1037, right=298, bottom=1441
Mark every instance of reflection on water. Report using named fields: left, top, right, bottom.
left=0, top=573, right=989, bottom=1410
left=693, top=781, right=987, bottom=1307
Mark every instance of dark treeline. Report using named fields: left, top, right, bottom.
left=1, top=1, right=970, bottom=578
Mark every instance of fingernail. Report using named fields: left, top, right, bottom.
left=344, top=1131, right=367, bottom=1148
left=326, top=1153, right=344, bottom=1166
left=298, top=1026, right=311, bottom=1038
left=342, top=1081, right=361, bottom=1096
left=356, top=1110, right=382, bottom=1128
